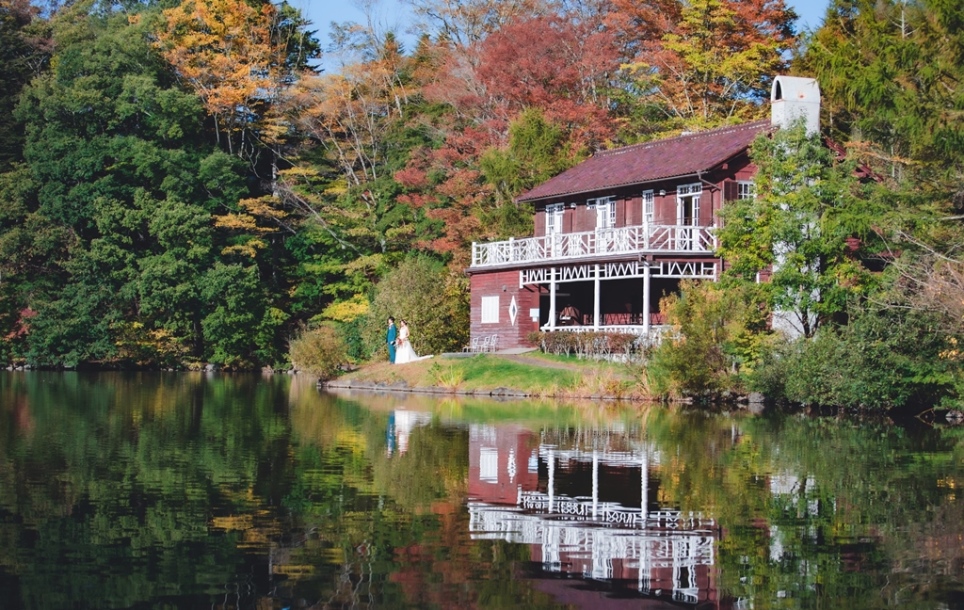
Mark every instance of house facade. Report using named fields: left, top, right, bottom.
left=466, top=76, right=821, bottom=350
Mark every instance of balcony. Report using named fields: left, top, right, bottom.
left=471, top=224, right=716, bottom=268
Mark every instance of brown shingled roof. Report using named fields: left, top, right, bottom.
left=517, top=120, right=771, bottom=203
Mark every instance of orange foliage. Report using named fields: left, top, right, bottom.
left=153, top=0, right=293, bottom=151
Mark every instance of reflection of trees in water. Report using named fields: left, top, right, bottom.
left=4, top=377, right=964, bottom=609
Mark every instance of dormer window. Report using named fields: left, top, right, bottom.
left=587, top=196, right=615, bottom=229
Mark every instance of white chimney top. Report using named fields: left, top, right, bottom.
left=771, top=75, right=821, bottom=136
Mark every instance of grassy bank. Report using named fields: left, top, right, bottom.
left=329, top=352, right=653, bottom=401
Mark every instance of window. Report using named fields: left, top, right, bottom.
left=642, top=190, right=654, bottom=225
left=587, top=196, right=615, bottom=229
left=545, top=203, right=564, bottom=235
left=481, top=296, right=499, bottom=323
left=676, top=183, right=702, bottom=226
left=737, top=181, right=755, bottom=200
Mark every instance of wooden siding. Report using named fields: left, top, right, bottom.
left=469, top=270, right=541, bottom=350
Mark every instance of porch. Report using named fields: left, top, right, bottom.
left=471, top=223, right=716, bottom=268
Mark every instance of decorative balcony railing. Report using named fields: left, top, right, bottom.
left=471, top=224, right=716, bottom=268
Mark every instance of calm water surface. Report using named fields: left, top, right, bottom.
left=1, top=371, right=963, bottom=609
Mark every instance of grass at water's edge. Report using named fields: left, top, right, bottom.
left=330, top=353, right=655, bottom=401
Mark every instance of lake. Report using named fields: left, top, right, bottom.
left=1, top=371, right=962, bottom=609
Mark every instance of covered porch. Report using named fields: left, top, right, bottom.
left=524, top=258, right=717, bottom=336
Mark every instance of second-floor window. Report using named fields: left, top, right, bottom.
left=545, top=203, right=564, bottom=235
left=737, top=181, right=755, bottom=200
left=677, top=183, right=702, bottom=226
left=642, top=190, right=654, bottom=225
left=588, top=196, right=615, bottom=229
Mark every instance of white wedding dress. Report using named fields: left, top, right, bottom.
left=394, top=327, right=431, bottom=364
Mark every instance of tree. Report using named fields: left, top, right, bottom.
left=0, top=0, right=46, bottom=171
left=717, top=123, right=880, bottom=338
left=9, top=1, right=290, bottom=367
left=646, top=280, right=771, bottom=399
left=797, top=0, right=964, bottom=213
left=154, top=0, right=318, bottom=167
left=403, top=0, right=549, bottom=47
left=614, top=0, right=798, bottom=130
left=364, top=256, right=469, bottom=359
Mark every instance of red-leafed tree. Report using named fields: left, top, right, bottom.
left=399, top=10, right=620, bottom=266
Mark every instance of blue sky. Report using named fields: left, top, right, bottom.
left=293, top=0, right=831, bottom=67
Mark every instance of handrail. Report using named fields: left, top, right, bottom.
left=471, top=224, right=715, bottom=268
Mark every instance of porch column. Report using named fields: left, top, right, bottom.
left=642, top=261, right=651, bottom=333
left=593, top=263, right=601, bottom=330
left=592, top=450, right=599, bottom=520
left=549, top=267, right=557, bottom=330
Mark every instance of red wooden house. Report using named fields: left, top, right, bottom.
left=466, top=75, right=821, bottom=350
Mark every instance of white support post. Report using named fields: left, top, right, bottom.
left=548, top=448, right=555, bottom=514
left=643, top=262, right=651, bottom=334
left=593, top=264, right=601, bottom=330
left=549, top=267, right=557, bottom=330
left=592, top=450, right=599, bottom=521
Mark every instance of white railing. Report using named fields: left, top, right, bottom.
left=471, top=224, right=716, bottom=267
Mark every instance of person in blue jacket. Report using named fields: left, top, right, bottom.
left=386, top=317, right=397, bottom=363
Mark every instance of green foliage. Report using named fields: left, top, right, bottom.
left=480, top=108, right=574, bottom=205
left=645, top=280, right=771, bottom=399
left=798, top=0, right=964, bottom=207
left=718, top=122, right=881, bottom=338
left=200, top=263, right=284, bottom=367
left=751, top=305, right=961, bottom=411
left=289, top=324, right=349, bottom=380
left=364, top=255, right=469, bottom=359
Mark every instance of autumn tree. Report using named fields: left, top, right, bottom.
left=154, top=0, right=318, bottom=168
left=614, top=0, right=798, bottom=131
left=403, top=0, right=550, bottom=47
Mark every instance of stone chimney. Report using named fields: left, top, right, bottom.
left=771, top=75, right=820, bottom=135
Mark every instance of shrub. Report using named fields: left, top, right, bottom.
left=753, top=306, right=961, bottom=411
left=364, top=256, right=469, bottom=359
left=529, top=331, right=641, bottom=360
left=645, top=280, right=771, bottom=400
left=289, top=324, right=349, bottom=381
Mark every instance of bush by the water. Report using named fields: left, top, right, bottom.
left=288, top=325, right=349, bottom=380
left=750, top=306, right=961, bottom=411
left=645, top=281, right=771, bottom=400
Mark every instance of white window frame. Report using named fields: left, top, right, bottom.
left=587, top=196, right=615, bottom=229
left=737, top=181, right=755, bottom=200
left=481, top=296, right=499, bottom=324
left=676, top=183, right=702, bottom=226
left=545, top=203, right=564, bottom=235
left=642, top=190, right=654, bottom=225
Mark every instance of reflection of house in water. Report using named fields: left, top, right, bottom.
left=386, top=409, right=434, bottom=456
left=468, top=424, right=721, bottom=608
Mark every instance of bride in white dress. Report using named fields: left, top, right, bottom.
left=394, top=320, right=430, bottom=364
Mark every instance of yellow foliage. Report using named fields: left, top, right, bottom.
left=221, top=240, right=266, bottom=258
left=213, top=213, right=260, bottom=231
left=154, top=0, right=292, bottom=141
left=320, top=296, right=370, bottom=323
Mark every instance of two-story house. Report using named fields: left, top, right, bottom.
left=466, top=75, right=821, bottom=350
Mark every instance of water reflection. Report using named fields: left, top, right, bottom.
left=3, top=373, right=964, bottom=610
left=467, top=422, right=717, bottom=606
